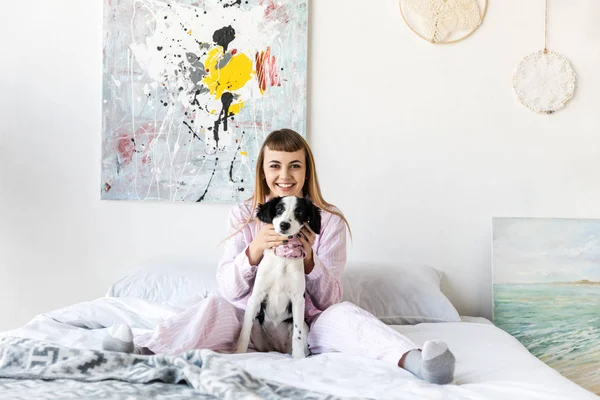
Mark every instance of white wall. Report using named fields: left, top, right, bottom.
left=2, top=0, right=600, bottom=332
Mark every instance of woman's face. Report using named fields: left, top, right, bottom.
left=263, top=147, right=306, bottom=198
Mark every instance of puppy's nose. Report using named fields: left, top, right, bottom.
left=279, top=221, right=291, bottom=232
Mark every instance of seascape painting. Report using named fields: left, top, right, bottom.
left=493, top=217, right=600, bottom=395
left=102, top=0, right=308, bottom=202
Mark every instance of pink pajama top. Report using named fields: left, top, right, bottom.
left=216, top=200, right=347, bottom=322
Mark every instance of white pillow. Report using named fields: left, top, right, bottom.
left=341, top=263, right=461, bottom=325
left=107, top=259, right=460, bottom=325
left=106, top=258, right=219, bottom=308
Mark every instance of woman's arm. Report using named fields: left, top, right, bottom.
left=304, top=213, right=347, bottom=310
left=216, top=204, right=257, bottom=306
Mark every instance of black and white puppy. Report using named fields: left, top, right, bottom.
left=235, top=196, right=321, bottom=358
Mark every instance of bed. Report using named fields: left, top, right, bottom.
left=1, top=262, right=597, bottom=400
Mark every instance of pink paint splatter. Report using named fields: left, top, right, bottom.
left=116, top=132, right=135, bottom=165
left=115, top=122, right=160, bottom=167
left=260, top=0, right=290, bottom=24
left=256, top=46, right=281, bottom=93
left=134, top=123, right=159, bottom=165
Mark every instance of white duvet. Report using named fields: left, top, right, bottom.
left=2, top=297, right=597, bottom=400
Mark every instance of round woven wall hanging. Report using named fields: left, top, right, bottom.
left=513, top=0, right=576, bottom=114
left=398, top=0, right=487, bottom=44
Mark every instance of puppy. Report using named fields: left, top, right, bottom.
left=235, top=196, right=321, bottom=358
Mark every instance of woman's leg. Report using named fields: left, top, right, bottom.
left=307, top=302, right=455, bottom=384
left=308, top=301, right=417, bottom=364
left=104, top=295, right=245, bottom=355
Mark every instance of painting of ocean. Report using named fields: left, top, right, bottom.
left=493, top=218, right=600, bottom=395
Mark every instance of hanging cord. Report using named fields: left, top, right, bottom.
left=543, top=0, right=549, bottom=53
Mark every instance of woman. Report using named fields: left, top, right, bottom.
left=104, top=129, right=455, bottom=385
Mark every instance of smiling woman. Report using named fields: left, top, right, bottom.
left=243, top=128, right=346, bottom=273
left=263, top=148, right=306, bottom=198
left=100, top=128, right=457, bottom=385
left=250, top=129, right=331, bottom=212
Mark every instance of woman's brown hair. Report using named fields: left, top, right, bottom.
left=240, top=128, right=351, bottom=236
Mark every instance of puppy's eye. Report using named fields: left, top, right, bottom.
left=276, top=204, right=285, bottom=214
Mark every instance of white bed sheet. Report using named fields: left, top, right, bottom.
left=2, top=297, right=597, bottom=400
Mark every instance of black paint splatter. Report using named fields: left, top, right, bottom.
left=228, top=130, right=245, bottom=183
left=183, top=121, right=204, bottom=142
left=220, top=92, right=234, bottom=132
left=190, top=88, right=208, bottom=107
left=213, top=26, right=235, bottom=52
left=212, top=92, right=234, bottom=150
left=197, top=157, right=219, bottom=203
left=223, top=0, right=242, bottom=8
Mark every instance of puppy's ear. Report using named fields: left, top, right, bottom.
left=256, top=197, right=280, bottom=223
left=255, top=203, right=270, bottom=223
left=306, top=200, right=322, bottom=235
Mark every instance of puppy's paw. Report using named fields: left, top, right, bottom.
left=292, top=350, right=306, bottom=359
left=235, top=344, right=248, bottom=354
left=292, top=343, right=307, bottom=359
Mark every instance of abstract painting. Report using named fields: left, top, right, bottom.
left=102, top=0, right=308, bottom=202
left=493, top=217, right=600, bottom=395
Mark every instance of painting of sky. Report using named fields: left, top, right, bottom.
left=493, top=217, right=600, bottom=284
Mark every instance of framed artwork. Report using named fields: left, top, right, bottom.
left=102, top=0, right=308, bottom=202
left=493, top=217, right=600, bottom=395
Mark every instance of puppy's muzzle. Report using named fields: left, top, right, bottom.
left=279, top=221, right=291, bottom=232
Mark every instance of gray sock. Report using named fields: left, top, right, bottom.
left=102, top=324, right=142, bottom=354
left=402, top=340, right=455, bottom=384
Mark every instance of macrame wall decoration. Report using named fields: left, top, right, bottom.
left=513, top=0, right=576, bottom=114
left=398, top=0, right=487, bottom=44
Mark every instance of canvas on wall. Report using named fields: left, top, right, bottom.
left=102, top=0, right=308, bottom=202
left=493, top=217, right=600, bottom=395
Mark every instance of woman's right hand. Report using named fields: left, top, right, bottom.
left=247, top=224, right=289, bottom=265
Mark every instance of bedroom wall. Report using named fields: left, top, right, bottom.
left=1, top=0, right=600, bottom=331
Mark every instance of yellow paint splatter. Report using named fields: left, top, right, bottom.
left=202, top=47, right=253, bottom=100
left=240, top=151, right=248, bottom=156
left=188, top=29, right=192, bottom=35
left=229, top=101, right=245, bottom=115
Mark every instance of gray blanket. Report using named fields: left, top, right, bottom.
left=0, top=336, right=346, bottom=399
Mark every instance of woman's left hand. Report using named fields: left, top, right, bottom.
left=298, top=225, right=317, bottom=274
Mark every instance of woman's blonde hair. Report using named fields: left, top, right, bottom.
left=242, top=128, right=351, bottom=236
